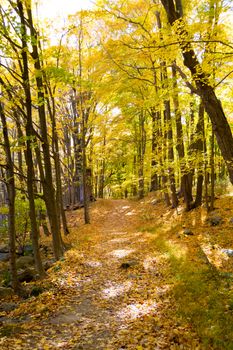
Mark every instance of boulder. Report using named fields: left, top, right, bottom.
left=0, top=287, right=14, bottom=298
left=0, top=302, right=17, bottom=312
left=17, top=268, right=37, bottom=283
left=221, top=249, right=233, bottom=257
left=120, top=260, right=138, bottom=269
left=43, top=259, right=55, bottom=271
left=151, top=198, right=161, bottom=206
left=16, top=256, right=34, bottom=269
left=0, top=324, right=23, bottom=337
left=183, top=229, right=194, bottom=236
left=207, top=214, right=222, bottom=226
left=23, top=244, right=33, bottom=256
left=30, top=286, right=44, bottom=297
left=0, top=253, right=10, bottom=262
left=17, top=244, right=33, bottom=256
left=0, top=246, right=9, bottom=254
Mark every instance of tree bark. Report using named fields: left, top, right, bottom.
left=17, top=0, right=45, bottom=276
left=210, top=126, right=215, bottom=211
left=156, top=11, right=178, bottom=208
left=78, top=15, right=90, bottom=224
left=0, top=103, right=19, bottom=292
left=45, top=83, right=69, bottom=235
left=138, top=111, right=146, bottom=199
left=26, top=3, right=64, bottom=258
left=194, top=102, right=205, bottom=207
left=171, top=64, right=194, bottom=210
left=150, top=109, right=160, bottom=192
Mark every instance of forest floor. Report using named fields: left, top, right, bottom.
left=1, top=193, right=233, bottom=349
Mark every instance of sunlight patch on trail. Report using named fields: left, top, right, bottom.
left=55, top=273, right=81, bottom=288
left=108, top=237, right=130, bottom=244
left=155, top=285, right=170, bottom=296
left=110, top=231, right=128, bottom=236
left=109, top=249, right=135, bottom=258
left=85, top=261, right=103, bottom=268
left=143, top=256, right=158, bottom=271
left=102, top=281, right=132, bottom=299
left=136, top=238, right=146, bottom=243
left=125, top=210, right=136, bottom=216
left=117, top=301, right=157, bottom=321
left=121, top=206, right=130, bottom=210
left=133, top=232, right=144, bottom=236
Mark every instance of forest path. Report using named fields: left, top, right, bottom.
left=1, top=198, right=200, bottom=349
left=58, top=199, right=168, bottom=350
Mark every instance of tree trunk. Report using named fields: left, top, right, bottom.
left=156, top=11, right=178, bottom=208
left=17, top=0, right=45, bottom=276
left=46, top=84, right=69, bottom=235
left=71, top=89, right=83, bottom=204
left=98, top=160, right=105, bottom=198
left=0, top=103, right=19, bottom=292
left=138, top=111, right=146, bottom=199
left=26, top=4, right=64, bottom=258
left=77, top=16, right=90, bottom=224
left=150, top=109, right=160, bottom=192
left=162, top=174, right=171, bottom=206
left=194, top=102, right=205, bottom=207
left=163, top=82, right=178, bottom=208
left=98, top=132, right=106, bottom=198
left=210, top=126, right=215, bottom=211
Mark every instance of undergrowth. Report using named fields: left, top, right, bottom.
left=152, top=236, right=233, bottom=349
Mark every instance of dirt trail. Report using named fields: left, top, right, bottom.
left=64, top=199, right=163, bottom=349
left=0, top=199, right=198, bottom=349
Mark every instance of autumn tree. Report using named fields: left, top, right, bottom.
left=160, top=0, right=233, bottom=184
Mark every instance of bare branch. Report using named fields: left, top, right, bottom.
left=172, top=63, right=198, bottom=94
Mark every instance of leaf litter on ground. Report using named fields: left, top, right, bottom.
left=1, top=194, right=233, bottom=349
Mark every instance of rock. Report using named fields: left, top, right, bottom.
left=0, top=302, right=17, bottom=313
left=0, top=253, right=10, bottom=262
left=30, top=286, right=44, bottom=297
left=207, top=214, right=222, bottom=226
left=71, top=203, right=84, bottom=210
left=220, top=272, right=233, bottom=279
left=17, top=244, right=33, bottom=256
left=120, top=260, right=138, bottom=269
left=23, top=244, right=33, bottom=256
left=183, top=229, right=194, bottom=236
left=151, top=198, right=161, bottom=205
left=221, top=249, right=233, bottom=257
left=0, top=324, right=23, bottom=337
left=0, top=287, right=14, bottom=298
left=17, top=268, right=37, bottom=283
left=128, top=273, right=137, bottom=279
left=40, top=244, right=53, bottom=257
left=16, top=256, right=34, bottom=269
left=43, top=259, right=55, bottom=271
left=0, top=246, right=9, bottom=254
